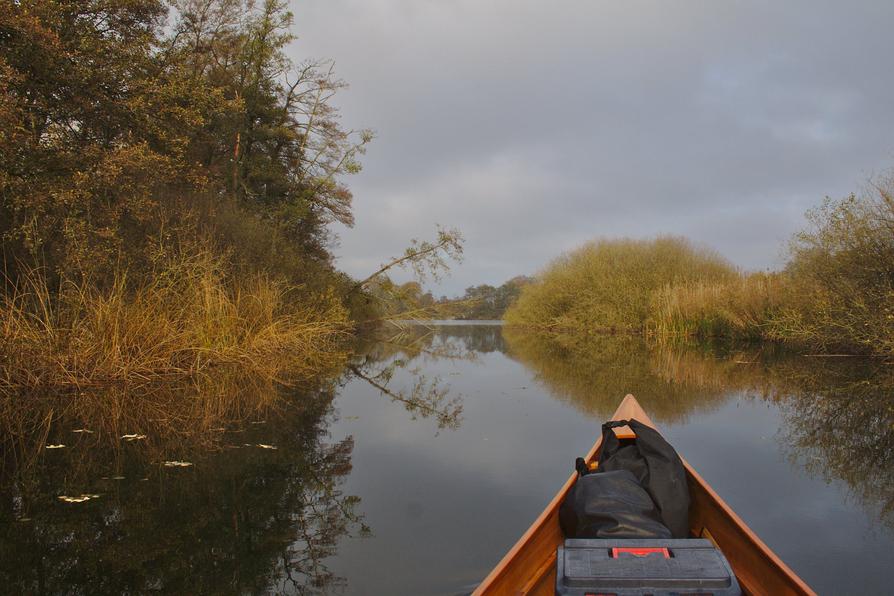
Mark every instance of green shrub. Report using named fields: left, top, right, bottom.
left=504, top=237, right=737, bottom=332
left=771, top=184, right=894, bottom=354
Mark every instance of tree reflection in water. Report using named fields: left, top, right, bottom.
left=0, top=373, right=365, bottom=594
left=502, top=329, right=730, bottom=423
left=347, top=325, right=471, bottom=431
left=504, top=328, right=894, bottom=532
left=772, top=360, right=894, bottom=529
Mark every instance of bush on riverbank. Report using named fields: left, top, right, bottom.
left=509, top=179, right=894, bottom=357
left=503, top=237, right=737, bottom=332
left=777, top=184, right=894, bottom=354
left=0, top=250, right=350, bottom=389
left=648, top=182, right=894, bottom=355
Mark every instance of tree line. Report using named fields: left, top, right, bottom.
left=356, top=275, right=531, bottom=322
left=1, top=0, right=370, bottom=288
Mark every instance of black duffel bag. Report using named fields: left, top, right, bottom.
left=559, top=418, right=690, bottom=539
left=559, top=465, right=672, bottom=539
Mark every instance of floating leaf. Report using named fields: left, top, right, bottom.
left=163, top=461, right=193, bottom=467
left=45, top=444, right=66, bottom=449
left=58, top=494, right=101, bottom=503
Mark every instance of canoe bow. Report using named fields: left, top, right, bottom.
left=473, top=394, right=815, bottom=596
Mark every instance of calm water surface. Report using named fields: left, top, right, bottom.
left=2, top=324, right=893, bottom=595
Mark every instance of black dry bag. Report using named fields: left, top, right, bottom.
left=558, top=464, right=672, bottom=539
left=597, top=418, right=690, bottom=538
left=559, top=419, right=690, bottom=540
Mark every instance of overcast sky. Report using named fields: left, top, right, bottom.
left=290, top=0, right=894, bottom=296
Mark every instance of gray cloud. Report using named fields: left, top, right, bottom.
left=290, top=0, right=894, bottom=294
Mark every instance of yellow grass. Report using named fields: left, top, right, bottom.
left=647, top=273, right=786, bottom=340
left=0, top=251, right=350, bottom=389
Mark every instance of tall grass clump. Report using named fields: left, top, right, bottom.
left=647, top=178, right=894, bottom=356
left=647, top=273, right=787, bottom=340
left=0, top=250, right=350, bottom=389
left=504, top=237, right=737, bottom=332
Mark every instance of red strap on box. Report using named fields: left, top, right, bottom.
left=611, top=547, right=671, bottom=558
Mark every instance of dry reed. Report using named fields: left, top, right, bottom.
left=0, top=250, right=350, bottom=390
left=646, top=273, right=785, bottom=340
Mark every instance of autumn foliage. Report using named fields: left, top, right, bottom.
left=0, top=1, right=370, bottom=386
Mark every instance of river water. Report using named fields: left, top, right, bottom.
left=2, top=323, right=893, bottom=594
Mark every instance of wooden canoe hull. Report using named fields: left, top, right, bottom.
left=473, top=394, right=815, bottom=596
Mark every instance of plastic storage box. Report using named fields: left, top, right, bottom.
left=556, top=538, right=742, bottom=596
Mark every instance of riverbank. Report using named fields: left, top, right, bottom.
left=1, top=2, right=368, bottom=391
